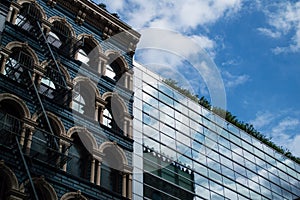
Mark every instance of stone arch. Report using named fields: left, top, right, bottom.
left=20, top=176, right=57, bottom=200
left=102, top=92, right=129, bottom=114
left=5, top=41, right=39, bottom=66
left=48, top=16, right=76, bottom=38
left=0, top=93, right=31, bottom=119
left=0, top=160, right=19, bottom=190
left=99, top=141, right=128, bottom=166
left=105, top=50, right=129, bottom=71
left=67, top=126, right=97, bottom=153
left=40, top=60, right=72, bottom=83
left=16, top=0, right=47, bottom=20
left=77, top=34, right=102, bottom=54
left=60, top=191, right=87, bottom=200
left=31, top=111, right=66, bottom=136
left=73, top=76, right=100, bottom=98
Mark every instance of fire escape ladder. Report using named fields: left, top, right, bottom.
left=15, top=136, right=40, bottom=200
left=26, top=71, right=59, bottom=151
left=36, top=21, right=67, bottom=89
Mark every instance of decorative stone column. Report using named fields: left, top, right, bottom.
left=96, top=161, right=101, bottom=186
left=122, top=173, right=127, bottom=198
left=25, top=129, right=34, bottom=155
left=128, top=174, right=132, bottom=199
left=99, top=54, right=108, bottom=75
left=90, top=158, right=95, bottom=183
left=6, top=6, right=13, bottom=22
left=0, top=49, right=10, bottom=75
left=96, top=98, right=106, bottom=123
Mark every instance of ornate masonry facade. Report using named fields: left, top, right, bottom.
left=0, top=0, right=140, bottom=199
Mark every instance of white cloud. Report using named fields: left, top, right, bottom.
left=250, top=110, right=300, bottom=157
left=249, top=111, right=275, bottom=129
left=257, top=27, right=281, bottom=38
left=222, top=71, right=249, bottom=88
left=259, top=1, right=300, bottom=53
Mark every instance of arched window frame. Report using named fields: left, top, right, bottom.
left=38, top=61, right=71, bottom=101
left=71, top=77, right=100, bottom=119
left=65, top=127, right=97, bottom=180
left=29, top=112, right=66, bottom=166
left=1, top=42, right=39, bottom=85
left=74, top=34, right=103, bottom=73
left=12, top=2, right=46, bottom=32
left=20, top=177, right=58, bottom=200
left=105, top=51, right=128, bottom=82
left=100, top=92, right=133, bottom=138
left=0, top=93, right=31, bottom=147
left=97, top=142, right=132, bottom=198
left=47, top=17, right=76, bottom=51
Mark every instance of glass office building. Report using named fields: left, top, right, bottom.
left=132, top=62, right=300, bottom=200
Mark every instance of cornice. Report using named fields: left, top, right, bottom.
left=55, top=0, right=141, bottom=53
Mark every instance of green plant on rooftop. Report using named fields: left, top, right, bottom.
left=163, top=78, right=300, bottom=165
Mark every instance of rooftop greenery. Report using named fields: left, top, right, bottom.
left=163, top=78, right=300, bottom=164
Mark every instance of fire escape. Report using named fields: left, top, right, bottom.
left=0, top=3, right=82, bottom=199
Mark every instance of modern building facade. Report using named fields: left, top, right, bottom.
left=132, top=62, right=300, bottom=200
left=0, top=0, right=140, bottom=199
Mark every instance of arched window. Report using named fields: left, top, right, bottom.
left=67, top=133, right=91, bottom=180
left=106, top=53, right=127, bottom=81
left=74, top=36, right=101, bottom=72
left=0, top=162, right=19, bottom=199
left=40, top=78, right=56, bottom=99
left=30, top=115, right=60, bottom=164
left=105, top=64, right=116, bottom=80
left=0, top=99, right=23, bottom=144
left=15, top=3, right=42, bottom=31
left=22, top=177, right=57, bottom=200
left=4, top=48, right=33, bottom=84
left=101, top=97, right=122, bottom=133
left=47, top=20, right=73, bottom=49
left=39, top=65, right=67, bottom=100
left=101, top=147, right=123, bottom=194
left=72, top=80, right=97, bottom=118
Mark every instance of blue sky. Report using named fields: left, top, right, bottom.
left=93, top=0, right=300, bottom=157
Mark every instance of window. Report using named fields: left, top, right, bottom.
left=30, top=116, right=60, bottom=165
left=40, top=78, right=56, bottom=99
left=76, top=49, right=89, bottom=65
left=15, top=3, right=42, bottom=32
left=100, top=147, right=124, bottom=194
left=101, top=97, right=122, bottom=133
left=103, top=108, right=112, bottom=128
left=5, top=49, right=33, bottom=84
left=105, top=64, right=116, bottom=80
left=47, top=20, right=72, bottom=49
left=67, top=133, right=91, bottom=180
left=71, top=81, right=96, bottom=118
left=75, top=36, right=100, bottom=71
left=106, top=54, right=127, bottom=81
left=0, top=99, right=23, bottom=145
left=47, top=31, right=62, bottom=48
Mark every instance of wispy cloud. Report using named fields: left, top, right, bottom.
left=258, top=1, right=300, bottom=54
left=222, top=71, right=250, bottom=88
left=250, top=110, right=300, bottom=157
left=257, top=27, right=281, bottom=38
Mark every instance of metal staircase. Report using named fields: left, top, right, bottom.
left=0, top=3, right=76, bottom=199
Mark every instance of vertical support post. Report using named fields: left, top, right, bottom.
left=123, top=120, right=128, bottom=137
left=122, top=173, right=127, bottom=198
left=90, top=158, right=95, bottom=183
left=6, top=7, right=13, bottom=22
left=96, top=161, right=101, bottom=186
left=0, top=55, right=8, bottom=75
left=128, top=174, right=132, bottom=199
left=19, top=125, right=26, bottom=147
